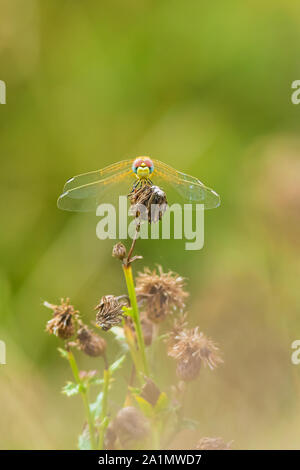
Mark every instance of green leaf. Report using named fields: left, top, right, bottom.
left=78, top=428, right=91, bottom=450
left=57, top=347, right=69, bottom=360
left=87, top=377, right=104, bottom=387
left=109, top=355, right=126, bottom=374
left=90, top=392, right=103, bottom=420
left=109, top=327, right=129, bottom=352
left=62, top=381, right=80, bottom=397
left=134, top=395, right=153, bottom=418
left=154, top=392, right=169, bottom=413
left=122, top=306, right=133, bottom=318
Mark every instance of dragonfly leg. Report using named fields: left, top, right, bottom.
left=129, top=179, right=141, bottom=193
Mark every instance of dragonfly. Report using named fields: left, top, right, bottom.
left=57, top=156, right=220, bottom=212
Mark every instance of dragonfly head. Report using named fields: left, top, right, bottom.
left=132, top=156, right=154, bottom=179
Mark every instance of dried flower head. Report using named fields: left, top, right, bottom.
left=112, top=242, right=127, bottom=260
left=95, top=295, right=126, bottom=331
left=176, top=356, right=202, bottom=382
left=113, top=406, right=150, bottom=449
left=128, top=184, right=168, bottom=223
left=136, top=266, right=188, bottom=323
left=44, top=298, right=79, bottom=339
left=168, top=326, right=223, bottom=380
left=196, top=437, right=232, bottom=450
left=76, top=325, right=107, bottom=357
left=104, top=421, right=117, bottom=450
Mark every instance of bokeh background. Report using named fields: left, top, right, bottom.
left=1, top=0, right=300, bottom=449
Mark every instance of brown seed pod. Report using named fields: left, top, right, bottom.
left=128, top=184, right=168, bottom=223
left=176, top=356, right=201, bottom=382
left=77, top=326, right=107, bottom=357
left=136, top=266, right=188, bottom=324
left=112, top=242, right=127, bottom=260
left=44, top=298, right=79, bottom=340
left=95, top=295, right=126, bottom=331
left=113, top=406, right=150, bottom=449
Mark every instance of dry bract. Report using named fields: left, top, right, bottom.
left=141, top=378, right=161, bottom=406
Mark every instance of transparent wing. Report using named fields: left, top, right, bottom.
left=63, top=160, right=133, bottom=192
left=57, top=168, right=135, bottom=212
left=152, top=159, right=220, bottom=209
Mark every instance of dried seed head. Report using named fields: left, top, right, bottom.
left=141, top=378, right=161, bottom=406
left=176, top=356, right=201, bottom=382
left=104, top=421, right=117, bottom=450
left=168, top=326, right=223, bottom=379
left=113, top=406, right=150, bottom=449
left=95, top=295, right=126, bottom=331
left=128, top=185, right=168, bottom=223
left=168, top=313, right=188, bottom=344
left=112, top=242, right=127, bottom=260
left=136, top=266, right=188, bottom=323
left=196, top=437, right=232, bottom=450
left=77, top=326, right=106, bottom=357
left=44, top=298, right=79, bottom=339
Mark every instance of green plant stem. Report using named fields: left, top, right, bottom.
left=123, top=322, right=143, bottom=377
left=98, top=366, right=110, bottom=450
left=123, top=264, right=149, bottom=377
left=67, top=351, right=96, bottom=450
left=152, top=422, right=160, bottom=450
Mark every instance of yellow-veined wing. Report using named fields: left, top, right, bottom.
left=151, top=159, right=220, bottom=209
left=57, top=163, right=134, bottom=212
left=63, top=159, right=133, bottom=192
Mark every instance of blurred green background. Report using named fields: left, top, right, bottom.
left=1, top=0, right=300, bottom=449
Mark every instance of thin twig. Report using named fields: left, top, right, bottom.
left=125, top=222, right=141, bottom=265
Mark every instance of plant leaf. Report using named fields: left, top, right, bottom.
left=78, top=428, right=91, bottom=450
left=109, top=355, right=126, bottom=374
left=122, top=306, right=133, bottom=318
left=154, top=392, right=169, bottom=413
left=134, top=395, right=153, bottom=418
left=62, top=381, right=80, bottom=397
left=57, top=347, right=69, bottom=360
left=90, top=392, right=103, bottom=420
